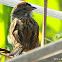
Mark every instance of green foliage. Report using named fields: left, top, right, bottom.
left=0, top=4, right=12, bottom=62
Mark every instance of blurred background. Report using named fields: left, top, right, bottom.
left=0, top=0, right=62, bottom=62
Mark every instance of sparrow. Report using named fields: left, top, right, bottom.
left=8, top=2, right=39, bottom=56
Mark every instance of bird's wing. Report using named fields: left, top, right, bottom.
left=10, top=17, right=39, bottom=52
left=8, top=18, right=23, bottom=56
left=10, top=18, right=18, bottom=34
left=10, top=18, right=23, bottom=44
left=28, top=17, right=39, bottom=48
left=18, top=17, right=39, bottom=51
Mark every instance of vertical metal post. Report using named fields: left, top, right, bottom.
left=41, top=0, right=47, bottom=47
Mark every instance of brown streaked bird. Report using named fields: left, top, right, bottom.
left=8, top=2, right=39, bottom=56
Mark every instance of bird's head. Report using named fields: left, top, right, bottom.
left=11, top=2, right=36, bottom=18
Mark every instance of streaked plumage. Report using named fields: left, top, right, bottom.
left=8, top=2, right=39, bottom=56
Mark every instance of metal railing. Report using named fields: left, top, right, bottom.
left=0, top=0, right=62, bottom=20
left=6, top=39, right=62, bottom=62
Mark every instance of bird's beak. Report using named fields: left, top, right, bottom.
left=31, top=6, right=37, bottom=10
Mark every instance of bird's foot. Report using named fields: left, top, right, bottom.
left=8, top=43, right=23, bottom=57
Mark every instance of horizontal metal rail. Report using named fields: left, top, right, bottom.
left=0, top=0, right=62, bottom=20
left=6, top=39, right=62, bottom=62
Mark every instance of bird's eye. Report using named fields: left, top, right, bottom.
left=23, top=8, right=26, bottom=10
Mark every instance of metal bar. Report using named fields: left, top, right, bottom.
left=7, top=39, right=62, bottom=62
left=35, top=50, right=62, bottom=62
left=44, top=0, right=47, bottom=44
left=0, top=0, right=62, bottom=20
